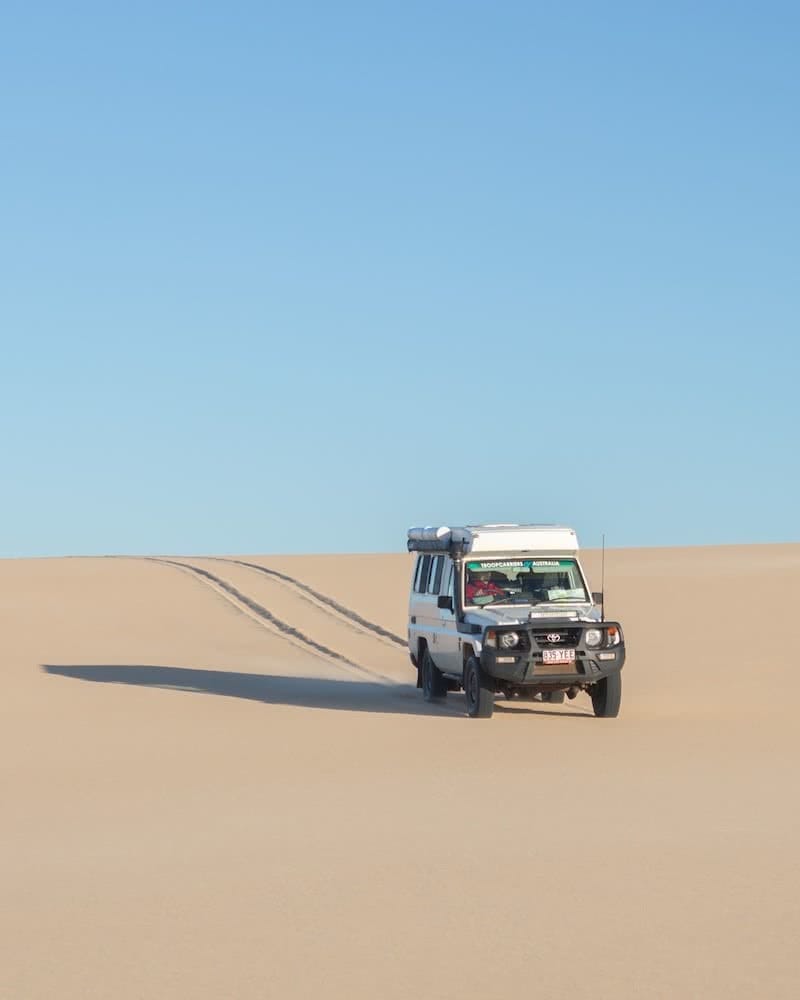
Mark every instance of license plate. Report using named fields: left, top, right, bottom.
left=542, top=648, right=576, bottom=665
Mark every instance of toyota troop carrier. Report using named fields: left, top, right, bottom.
left=407, top=524, right=626, bottom=718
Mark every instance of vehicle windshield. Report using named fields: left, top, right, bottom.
left=463, top=558, right=589, bottom=608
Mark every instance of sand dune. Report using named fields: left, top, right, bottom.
left=2, top=545, right=799, bottom=998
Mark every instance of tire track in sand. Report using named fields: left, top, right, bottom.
left=217, top=558, right=406, bottom=647
left=151, top=558, right=391, bottom=682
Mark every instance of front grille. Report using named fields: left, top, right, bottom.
left=532, top=628, right=581, bottom=649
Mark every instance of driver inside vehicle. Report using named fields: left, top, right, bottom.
left=465, top=569, right=508, bottom=604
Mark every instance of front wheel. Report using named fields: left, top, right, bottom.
left=591, top=673, right=622, bottom=718
left=464, top=656, right=494, bottom=718
left=421, top=648, right=447, bottom=702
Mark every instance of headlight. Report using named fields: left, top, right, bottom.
left=499, top=631, right=519, bottom=649
left=585, top=628, right=603, bottom=648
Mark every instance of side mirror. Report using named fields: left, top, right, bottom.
left=592, top=592, right=604, bottom=605
left=437, top=595, right=454, bottom=612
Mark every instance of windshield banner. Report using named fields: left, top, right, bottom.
left=466, top=559, right=573, bottom=570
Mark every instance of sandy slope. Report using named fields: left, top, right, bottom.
left=1, top=545, right=799, bottom=999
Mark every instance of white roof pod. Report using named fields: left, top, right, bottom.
left=407, top=526, right=454, bottom=551
left=407, top=524, right=579, bottom=554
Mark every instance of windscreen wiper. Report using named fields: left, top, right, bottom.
left=538, top=597, right=587, bottom=604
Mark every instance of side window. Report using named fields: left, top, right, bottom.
left=446, top=562, right=454, bottom=597
left=415, top=555, right=431, bottom=594
left=412, top=556, right=423, bottom=592
left=430, top=555, right=444, bottom=595
left=433, top=556, right=445, bottom=594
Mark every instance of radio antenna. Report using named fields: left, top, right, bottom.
left=601, top=533, right=606, bottom=622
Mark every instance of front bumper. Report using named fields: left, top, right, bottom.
left=480, top=625, right=626, bottom=686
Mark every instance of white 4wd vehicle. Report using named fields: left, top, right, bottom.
left=407, top=524, right=626, bottom=718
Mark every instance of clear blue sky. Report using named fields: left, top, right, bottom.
left=1, top=1, right=798, bottom=556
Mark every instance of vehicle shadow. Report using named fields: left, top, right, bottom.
left=41, top=664, right=463, bottom=718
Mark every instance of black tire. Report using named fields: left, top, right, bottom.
left=421, top=648, right=447, bottom=702
left=464, top=656, right=494, bottom=718
left=591, top=672, right=622, bottom=718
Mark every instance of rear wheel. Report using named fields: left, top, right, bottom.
left=421, top=648, right=447, bottom=702
left=591, top=673, right=622, bottom=718
left=464, top=656, right=494, bottom=718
